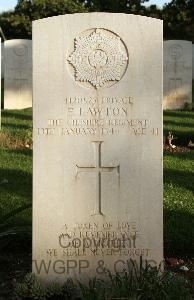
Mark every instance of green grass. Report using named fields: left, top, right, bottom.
left=15, top=268, right=193, bottom=300
left=164, top=152, right=194, bottom=257
left=0, top=108, right=194, bottom=258
left=0, top=108, right=32, bottom=216
left=0, top=109, right=32, bottom=248
left=163, top=110, right=194, bottom=146
left=0, top=148, right=32, bottom=215
left=0, top=108, right=32, bottom=148
left=163, top=110, right=194, bottom=257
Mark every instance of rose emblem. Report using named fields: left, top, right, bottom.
left=67, top=28, right=128, bottom=89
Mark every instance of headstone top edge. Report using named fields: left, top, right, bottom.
left=32, top=12, right=163, bottom=26
left=164, top=40, right=192, bottom=44
left=4, top=39, right=32, bottom=44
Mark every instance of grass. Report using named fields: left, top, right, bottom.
left=15, top=265, right=193, bottom=300
left=0, top=109, right=32, bottom=215
left=164, top=151, right=194, bottom=257
left=163, top=111, right=194, bottom=146
left=0, top=148, right=32, bottom=215
left=0, top=109, right=32, bottom=258
left=0, top=108, right=32, bottom=148
left=0, top=108, right=194, bottom=260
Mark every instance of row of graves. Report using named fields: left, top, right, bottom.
left=0, top=38, right=194, bottom=112
left=0, top=13, right=193, bottom=283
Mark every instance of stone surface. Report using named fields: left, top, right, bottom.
left=4, top=39, right=32, bottom=109
left=163, top=40, right=192, bottom=110
left=33, top=13, right=163, bottom=282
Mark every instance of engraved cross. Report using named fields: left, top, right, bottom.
left=76, top=141, right=120, bottom=215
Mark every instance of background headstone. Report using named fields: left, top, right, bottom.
left=4, top=39, right=32, bottom=109
left=163, top=40, right=192, bottom=110
left=33, top=13, right=163, bottom=282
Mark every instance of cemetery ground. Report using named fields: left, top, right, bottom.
left=0, top=108, right=194, bottom=299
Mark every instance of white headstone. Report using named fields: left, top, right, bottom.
left=33, top=13, right=163, bottom=282
left=163, top=40, right=192, bottom=110
left=4, top=39, right=32, bottom=109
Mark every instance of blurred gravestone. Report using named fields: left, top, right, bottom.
left=163, top=40, right=192, bottom=110
left=33, top=13, right=163, bottom=282
left=4, top=39, right=32, bottom=109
